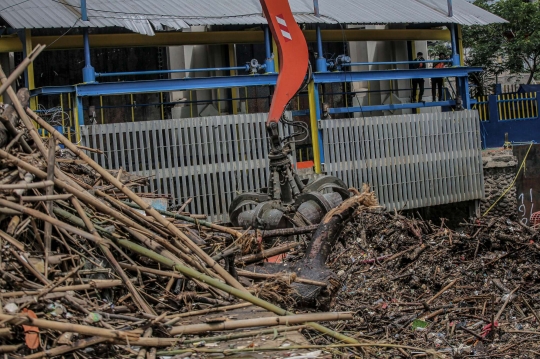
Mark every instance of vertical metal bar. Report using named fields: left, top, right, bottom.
left=409, top=116, right=420, bottom=209
left=103, top=123, right=112, bottom=169
left=352, top=117, right=364, bottom=189
left=75, top=96, right=83, bottom=143
left=367, top=117, right=376, bottom=199
left=371, top=117, right=382, bottom=207
left=244, top=87, right=249, bottom=113
left=241, top=115, right=255, bottom=191
left=160, top=92, right=164, bottom=120
left=60, top=94, right=68, bottom=142
left=158, top=121, right=169, bottom=196
left=177, top=120, right=189, bottom=211
left=426, top=114, right=436, bottom=204
left=497, top=95, right=502, bottom=120
left=396, top=117, right=408, bottom=209
left=417, top=114, right=427, bottom=206
left=143, top=122, right=154, bottom=193
left=199, top=118, right=212, bottom=218
left=217, top=88, right=221, bottom=115
left=189, top=91, right=193, bottom=118
left=380, top=116, right=391, bottom=207
left=450, top=24, right=460, bottom=66
left=212, top=116, right=226, bottom=221
left=130, top=94, right=135, bottom=122
left=163, top=121, right=175, bottom=201
left=454, top=111, right=465, bottom=202
left=437, top=113, right=452, bottom=203
left=23, top=29, right=37, bottom=110
left=228, top=44, right=239, bottom=115
left=389, top=117, right=400, bottom=209
left=100, top=95, right=104, bottom=124
left=254, top=114, right=266, bottom=190
left=308, top=81, right=323, bottom=173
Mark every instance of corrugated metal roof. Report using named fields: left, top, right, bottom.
left=0, top=0, right=506, bottom=35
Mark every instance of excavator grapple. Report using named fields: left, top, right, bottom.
left=228, top=0, right=349, bottom=230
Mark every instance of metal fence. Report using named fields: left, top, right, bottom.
left=497, top=92, right=538, bottom=121
left=320, top=110, right=485, bottom=211
left=80, top=113, right=295, bottom=223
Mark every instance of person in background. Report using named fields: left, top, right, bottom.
left=411, top=52, right=425, bottom=103
left=431, top=53, right=447, bottom=102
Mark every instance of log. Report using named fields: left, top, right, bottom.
left=169, top=312, right=352, bottom=335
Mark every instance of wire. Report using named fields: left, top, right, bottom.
left=482, top=142, right=533, bottom=217
left=0, top=0, right=32, bottom=12
left=47, top=18, right=79, bottom=48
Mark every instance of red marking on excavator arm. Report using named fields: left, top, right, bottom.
left=260, top=0, right=309, bottom=125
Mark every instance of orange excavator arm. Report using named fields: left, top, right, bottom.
left=260, top=0, right=309, bottom=125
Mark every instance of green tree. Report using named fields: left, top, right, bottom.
left=463, top=0, right=540, bottom=89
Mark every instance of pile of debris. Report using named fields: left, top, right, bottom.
left=328, top=209, right=540, bottom=358
left=0, top=83, right=360, bottom=357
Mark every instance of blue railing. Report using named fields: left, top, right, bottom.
left=479, top=91, right=540, bottom=148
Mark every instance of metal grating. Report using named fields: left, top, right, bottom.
left=320, top=110, right=485, bottom=211
left=80, top=113, right=295, bottom=223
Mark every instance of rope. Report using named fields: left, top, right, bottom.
left=482, top=142, right=534, bottom=217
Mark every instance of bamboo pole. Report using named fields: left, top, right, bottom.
left=0, top=180, right=53, bottom=190
left=170, top=312, right=352, bottom=335
left=28, top=109, right=247, bottom=293
left=0, top=280, right=123, bottom=298
left=0, top=313, right=140, bottom=341
left=0, top=199, right=103, bottom=243
left=21, top=194, right=72, bottom=202
left=0, top=149, right=167, bottom=244
left=237, top=270, right=327, bottom=287
left=53, top=206, right=226, bottom=299
left=24, top=337, right=110, bottom=359
left=122, top=201, right=243, bottom=238
left=156, top=343, right=439, bottom=356
left=44, top=136, right=55, bottom=277
left=114, top=238, right=358, bottom=344
left=70, top=197, right=155, bottom=315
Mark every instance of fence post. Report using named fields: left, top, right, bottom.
left=488, top=95, right=499, bottom=123
left=537, top=91, right=540, bottom=119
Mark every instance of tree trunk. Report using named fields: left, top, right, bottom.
left=527, top=64, right=537, bottom=85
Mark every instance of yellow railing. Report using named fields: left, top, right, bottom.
left=497, top=92, right=538, bottom=121
left=473, top=96, right=489, bottom=121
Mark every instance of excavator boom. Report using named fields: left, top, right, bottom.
left=260, top=0, right=309, bottom=124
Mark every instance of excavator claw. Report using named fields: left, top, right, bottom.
left=228, top=0, right=350, bottom=230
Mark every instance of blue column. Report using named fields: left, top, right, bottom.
left=450, top=24, right=460, bottom=67
left=264, top=26, right=275, bottom=73
left=77, top=96, right=84, bottom=127
left=458, top=77, right=471, bottom=110
left=81, top=0, right=95, bottom=83
left=315, top=26, right=327, bottom=72
left=488, top=94, right=499, bottom=122
left=313, top=83, right=325, bottom=164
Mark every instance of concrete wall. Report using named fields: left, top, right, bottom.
left=481, top=150, right=518, bottom=219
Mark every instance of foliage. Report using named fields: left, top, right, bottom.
left=427, top=41, right=451, bottom=60
left=463, top=0, right=540, bottom=90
